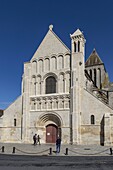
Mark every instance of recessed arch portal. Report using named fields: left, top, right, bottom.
left=39, top=113, right=62, bottom=143
left=39, top=113, right=62, bottom=127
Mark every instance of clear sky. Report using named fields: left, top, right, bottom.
left=0, top=0, right=113, bottom=109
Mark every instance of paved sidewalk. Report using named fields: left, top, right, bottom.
left=0, top=142, right=112, bottom=156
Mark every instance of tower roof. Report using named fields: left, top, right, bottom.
left=70, top=29, right=83, bottom=38
left=85, top=49, right=103, bottom=66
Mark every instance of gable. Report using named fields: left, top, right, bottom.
left=31, top=26, right=70, bottom=60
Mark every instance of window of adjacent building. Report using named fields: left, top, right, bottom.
left=91, top=115, right=95, bottom=124
left=46, top=76, right=56, bottom=94
left=14, top=119, right=16, bottom=126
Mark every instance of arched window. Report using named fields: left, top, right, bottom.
left=78, top=41, right=80, bottom=52
left=46, top=76, right=56, bottom=94
left=32, top=76, right=36, bottom=95
left=74, top=42, right=76, bottom=52
left=58, top=55, right=63, bottom=69
left=89, top=69, right=92, bottom=79
left=94, top=69, right=97, bottom=86
left=91, top=115, right=95, bottom=124
left=51, top=56, right=57, bottom=70
left=14, top=119, right=16, bottom=126
left=32, top=60, right=37, bottom=73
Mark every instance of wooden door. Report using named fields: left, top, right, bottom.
left=46, top=124, right=58, bottom=143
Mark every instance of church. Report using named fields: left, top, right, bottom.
left=0, top=25, right=113, bottom=145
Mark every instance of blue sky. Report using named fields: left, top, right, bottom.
left=0, top=0, right=113, bottom=109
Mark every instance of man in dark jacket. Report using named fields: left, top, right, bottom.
left=33, top=134, right=37, bottom=145
left=56, top=136, right=61, bottom=153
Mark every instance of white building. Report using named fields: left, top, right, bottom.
left=1, top=25, right=113, bottom=145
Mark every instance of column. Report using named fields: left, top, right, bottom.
left=104, top=113, right=111, bottom=145
left=97, top=69, right=100, bottom=89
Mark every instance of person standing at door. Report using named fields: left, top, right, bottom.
left=56, top=136, right=61, bottom=154
left=37, top=135, right=41, bottom=145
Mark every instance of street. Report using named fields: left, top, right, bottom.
left=0, top=154, right=113, bottom=170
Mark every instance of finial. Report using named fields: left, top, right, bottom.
left=93, top=48, right=96, bottom=53
left=49, top=25, right=53, bottom=30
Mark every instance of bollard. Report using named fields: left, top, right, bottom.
left=2, top=146, right=4, bottom=153
left=12, top=147, right=15, bottom=154
left=65, top=148, right=68, bottom=155
left=49, top=147, right=52, bottom=155
left=110, top=148, right=112, bottom=155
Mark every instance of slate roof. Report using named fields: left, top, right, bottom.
left=85, top=49, right=103, bottom=66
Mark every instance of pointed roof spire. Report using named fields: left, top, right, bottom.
left=85, top=48, right=103, bottom=66
left=92, top=48, right=96, bottom=53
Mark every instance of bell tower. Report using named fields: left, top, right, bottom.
left=71, top=29, right=85, bottom=55
left=70, top=29, right=86, bottom=144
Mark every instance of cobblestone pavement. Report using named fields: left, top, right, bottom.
left=0, top=142, right=112, bottom=156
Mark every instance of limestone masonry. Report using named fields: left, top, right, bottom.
left=1, top=25, right=113, bottom=145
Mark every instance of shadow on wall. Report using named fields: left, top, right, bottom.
left=100, top=116, right=104, bottom=146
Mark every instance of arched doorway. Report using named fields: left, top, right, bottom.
left=46, top=124, right=58, bottom=143
left=39, top=112, right=62, bottom=143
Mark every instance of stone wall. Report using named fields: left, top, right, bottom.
left=28, top=110, right=70, bottom=144
left=80, top=89, right=113, bottom=145
left=2, top=96, right=22, bottom=143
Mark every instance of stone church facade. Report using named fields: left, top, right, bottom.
left=0, top=25, right=113, bottom=145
